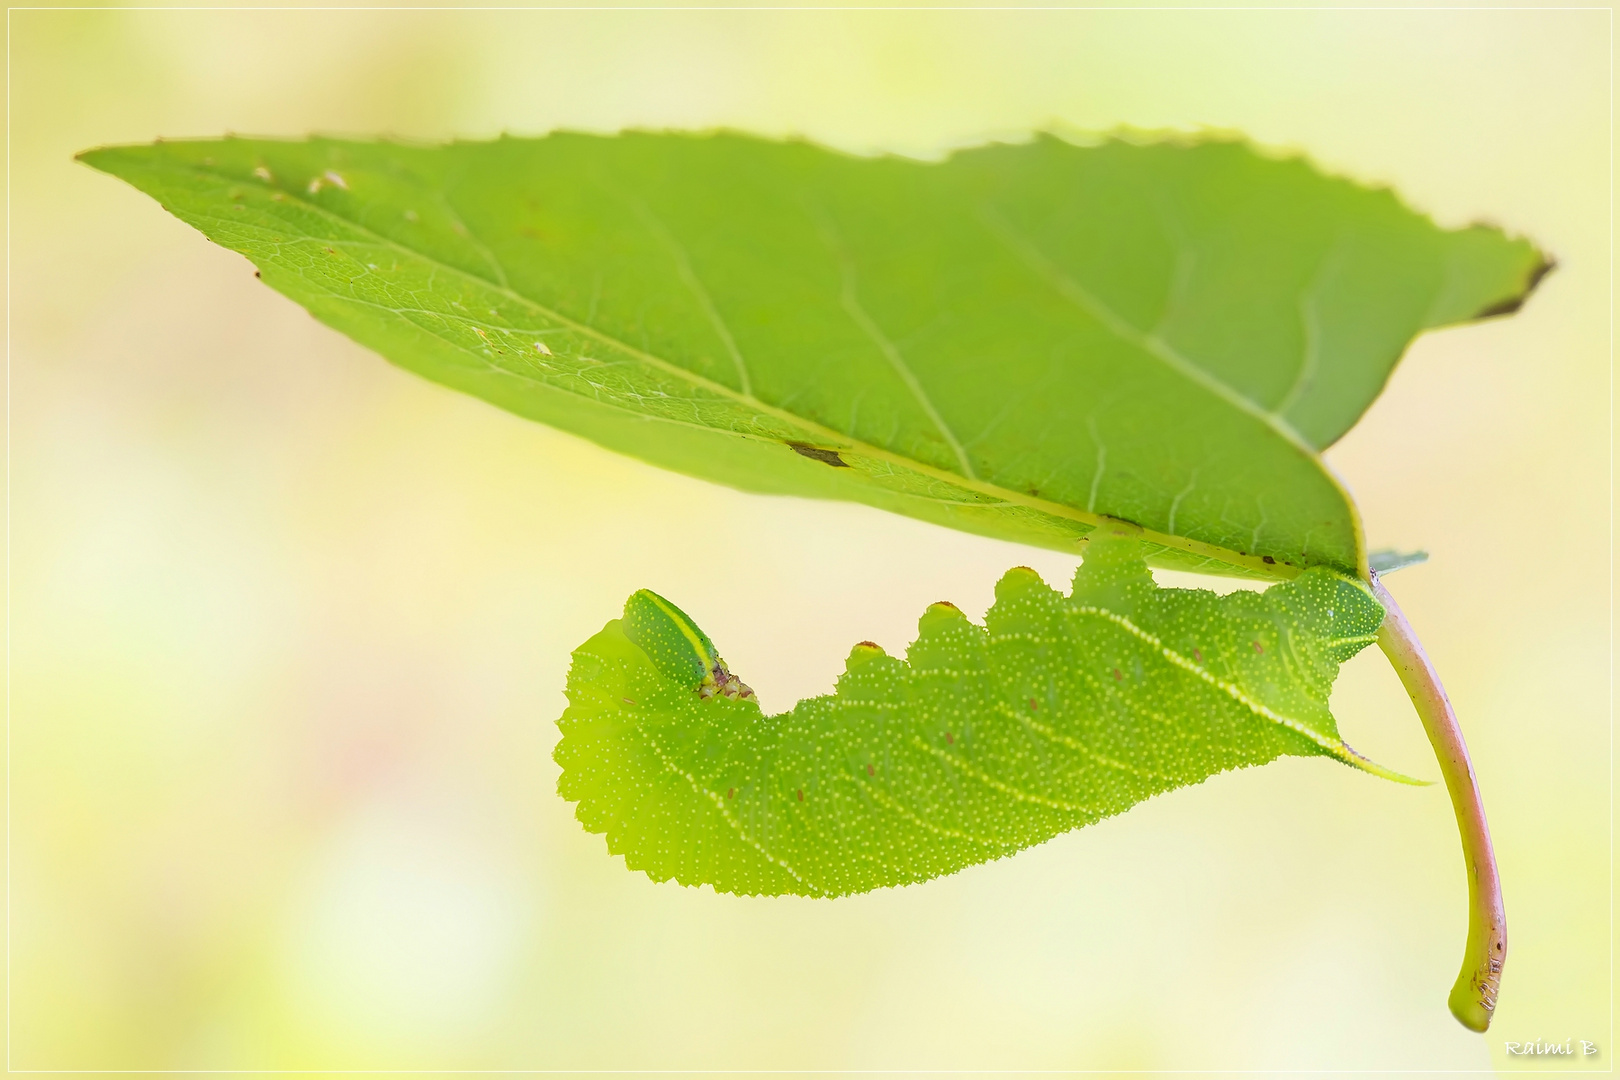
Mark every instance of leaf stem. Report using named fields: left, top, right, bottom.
left=1370, top=573, right=1504, bottom=1032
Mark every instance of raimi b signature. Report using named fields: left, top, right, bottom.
left=1504, top=1039, right=1599, bottom=1057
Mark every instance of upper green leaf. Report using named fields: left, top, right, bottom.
left=555, top=534, right=1403, bottom=897
left=80, top=132, right=1545, bottom=578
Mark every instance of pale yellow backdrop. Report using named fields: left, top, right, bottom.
left=9, top=5, right=1611, bottom=1073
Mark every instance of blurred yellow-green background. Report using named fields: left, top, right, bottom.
left=10, top=5, right=1610, bottom=1073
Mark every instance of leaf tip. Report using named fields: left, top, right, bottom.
left=1472, top=251, right=1556, bottom=319
left=73, top=145, right=118, bottom=171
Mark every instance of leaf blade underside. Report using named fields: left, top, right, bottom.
left=79, top=132, right=1546, bottom=579
left=555, top=536, right=1397, bottom=897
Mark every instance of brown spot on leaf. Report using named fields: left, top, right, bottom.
left=787, top=442, right=850, bottom=467
left=945, top=732, right=955, bottom=744
left=622, top=697, right=636, bottom=706
left=727, top=787, right=734, bottom=799
left=1252, top=641, right=1264, bottom=654
left=1192, top=648, right=1202, bottom=663
left=866, top=763, right=874, bottom=776
left=1029, top=698, right=1038, bottom=711
left=797, top=789, right=804, bottom=802
left=1113, top=668, right=1122, bottom=681
left=1262, top=555, right=1276, bottom=565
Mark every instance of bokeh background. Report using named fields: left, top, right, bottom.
left=10, top=4, right=1611, bottom=1073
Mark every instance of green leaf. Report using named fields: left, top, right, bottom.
left=554, top=534, right=1411, bottom=897
left=78, top=132, right=1546, bottom=580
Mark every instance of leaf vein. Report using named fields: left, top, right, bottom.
left=643, top=731, right=827, bottom=896
left=979, top=208, right=1317, bottom=456
left=628, top=198, right=755, bottom=397
left=994, top=698, right=1171, bottom=784
left=1065, top=604, right=1396, bottom=776
left=827, top=230, right=978, bottom=480
left=908, top=734, right=1100, bottom=814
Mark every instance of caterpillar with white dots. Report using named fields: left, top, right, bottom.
left=555, top=535, right=1408, bottom=898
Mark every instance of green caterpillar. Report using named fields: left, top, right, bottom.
left=555, top=536, right=1407, bottom=899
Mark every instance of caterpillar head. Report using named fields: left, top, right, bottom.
left=622, top=589, right=755, bottom=701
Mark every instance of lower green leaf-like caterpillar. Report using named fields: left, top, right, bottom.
left=555, top=536, right=1408, bottom=899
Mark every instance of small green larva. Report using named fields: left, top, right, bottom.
left=622, top=589, right=754, bottom=701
